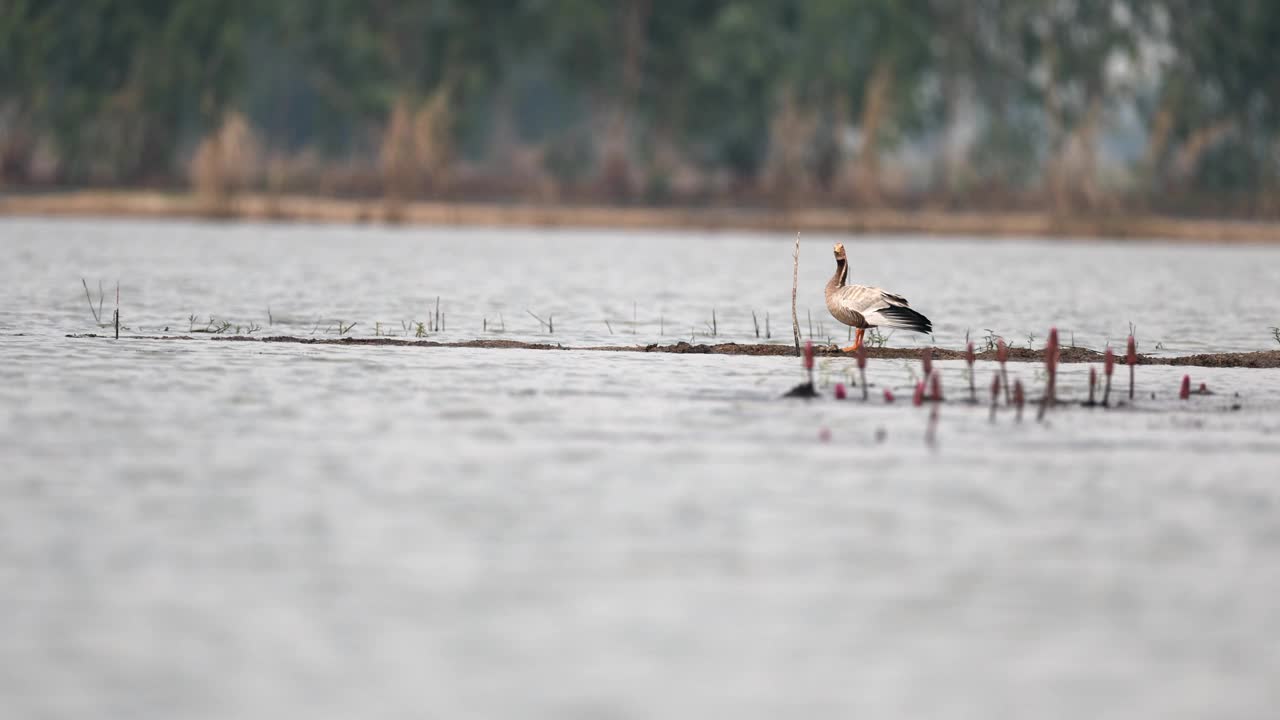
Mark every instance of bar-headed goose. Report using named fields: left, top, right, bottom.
left=825, top=242, right=932, bottom=352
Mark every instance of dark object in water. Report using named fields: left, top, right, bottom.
left=783, top=381, right=818, bottom=398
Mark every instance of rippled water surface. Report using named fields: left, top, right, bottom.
left=2, top=218, right=1280, bottom=719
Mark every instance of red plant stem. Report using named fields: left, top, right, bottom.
left=922, top=347, right=933, bottom=379
left=1088, top=366, right=1097, bottom=405
left=883, top=388, right=895, bottom=404
left=835, top=383, right=847, bottom=400
left=925, top=404, right=939, bottom=447
left=1045, top=327, right=1059, bottom=407
left=1103, top=346, right=1115, bottom=406
left=989, top=373, right=1000, bottom=422
left=1127, top=335, right=1137, bottom=400
left=929, top=371, right=943, bottom=402
left=997, top=338, right=1010, bottom=404
left=856, top=344, right=868, bottom=401
left=1179, top=375, right=1191, bottom=400
left=912, top=381, right=925, bottom=406
left=804, top=340, right=814, bottom=386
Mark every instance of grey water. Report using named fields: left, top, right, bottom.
left=2, top=217, right=1280, bottom=719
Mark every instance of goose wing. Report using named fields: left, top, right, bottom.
left=835, top=285, right=932, bottom=333
left=833, top=284, right=907, bottom=314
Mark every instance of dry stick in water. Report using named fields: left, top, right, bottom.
left=526, top=309, right=553, bottom=333
left=1014, top=380, right=1025, bottom=422
left=1103, top=346, right=1115, bottom=406
left=752, top=311, right=760, bottom=338
left=435, top=296, right=441, bottom=334
left=113, top=282, right=120, bottom=340
left=965, top=342, right=976, bottom=402
left=790, top=232, right=801, bottom=355
left=1087, top=366, right=1098, bottom=406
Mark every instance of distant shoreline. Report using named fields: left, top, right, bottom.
left=5, top=190, right=1280, bottom=243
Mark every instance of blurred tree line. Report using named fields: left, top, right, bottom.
left=2, top=0, right=1279, bottom=216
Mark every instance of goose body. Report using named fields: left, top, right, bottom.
left=825, top=242, right=932, bottom=352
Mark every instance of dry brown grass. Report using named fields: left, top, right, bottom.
left=379, top=91, right=454, bottom=217
left=189, top=112, right=259, bottom=215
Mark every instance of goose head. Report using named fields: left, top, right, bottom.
left=830, top=243, right=849, bottom=286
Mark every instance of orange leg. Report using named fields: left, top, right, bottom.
left=841, top=327, right=864, bottom=353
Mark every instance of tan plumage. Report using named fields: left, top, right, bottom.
left=825, top=242, right=932, bottom=352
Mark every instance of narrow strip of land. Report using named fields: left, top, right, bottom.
left=6, top=190, right=1280, bottom=243
left=65, top=333, right=1280, bottom=369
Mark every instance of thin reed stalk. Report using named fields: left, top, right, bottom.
left=81, top=278, right=102, bottom=324
left=790, top=232, right=801, bottom=355
left=965, top=342, right=976, bottom=402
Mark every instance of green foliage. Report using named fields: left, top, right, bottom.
left=2, top=0, right=1279, bottom=203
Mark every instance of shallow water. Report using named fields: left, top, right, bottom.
left=4, top=217, right=1280, bottom=353
left=2, top=218, right=1280, bottom=719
